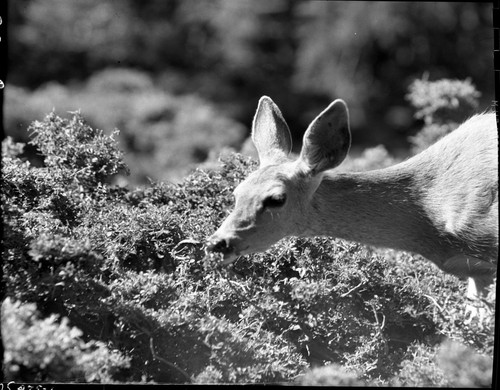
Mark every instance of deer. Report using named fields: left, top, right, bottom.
left=206, top=96, right=498, bottom=319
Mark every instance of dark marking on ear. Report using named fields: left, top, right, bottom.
left=299, top=99, right=351, bottom=175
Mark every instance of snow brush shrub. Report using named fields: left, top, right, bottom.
left=2, top=112, right=306, bottom=383
left=405, top=76, right=482, bottom=154
left=1, top=79, right=495, bottom=385
left=2, top=298, right=131, bottom=383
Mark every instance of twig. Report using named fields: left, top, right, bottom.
left=340, top=281, right=364, bottom=298
left=149, top=337, right=192, bottom=382
left=370, top=303, right=385, bottom=338
left=127, top=318, right=191, bottom=382
left=423, top=293, right=443, bottom=312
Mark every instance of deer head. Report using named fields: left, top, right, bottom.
left=206, top=96, right=351, bottom=264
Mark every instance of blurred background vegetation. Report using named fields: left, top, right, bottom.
left=2, top=1, right=496, bottom=384
left=6, top=0, right=494, bottom=184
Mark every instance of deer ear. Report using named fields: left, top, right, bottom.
left=299, top=99, right=351, bottom=176
left=251, top=96, right=292, bottom=167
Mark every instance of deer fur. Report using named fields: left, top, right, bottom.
left=207, top=96, right=498, bottom=315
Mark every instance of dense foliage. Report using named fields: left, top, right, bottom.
left=1, top=79, right=495, bottom=384
left=7, top=1, right=494, bottom=184
left=4, top=69, right=246, bottom=184
left=405, top=77, right=483, bottom=154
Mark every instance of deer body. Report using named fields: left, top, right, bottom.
left=207, top=96, right=498, bottom=311
left=307, top=115, right=498, bottom=267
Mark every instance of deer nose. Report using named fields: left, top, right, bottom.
left=206, top=238, right=233, bottom=255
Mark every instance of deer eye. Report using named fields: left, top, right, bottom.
left=262, top=194, right=287, bottom=209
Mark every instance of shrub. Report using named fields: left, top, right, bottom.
left=406, top=76, right=481, bottom=125
left=405, top=77, right=482, bottom=153
left=4, top=69, right=247, bottom=184
left=2, top=79, right=494, bottom=384
left=393, top=339, right=493, bottom=387
left=86, top=68, right=155, bottom=94
left=339, top=144, right=397, bottom=172
left=298, top=364, right=365, bottom=386
left=436, top=340, right=493, bottom=387
left=2, top=298, right=131, bottom=383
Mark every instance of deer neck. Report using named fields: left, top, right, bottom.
left=303, top=165, right=434, bottom=253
